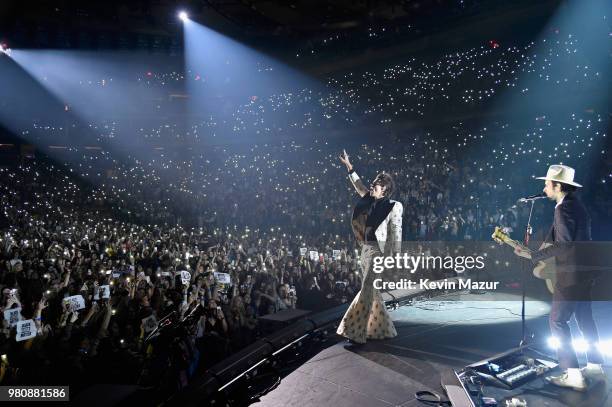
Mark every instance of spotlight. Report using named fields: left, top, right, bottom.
left=572, top=338, right=589, bottom=353
left=547, top=336, right=561, bottom=350
left=0, top=43, right=11, bottom=57
left=178, top=11, right=188, bottom=22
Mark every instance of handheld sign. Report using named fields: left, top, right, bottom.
left=180, top=270, right=191, bottom=285
left=16, top=319, right=37, bottom=342
left=91, top=284, right=109, bottom=300
left=142, top=314, right=158, bottom=334
left=214, top=272, right=231, bottom=284
left=4, top=307, right=22, bottom=327
left=63, top=295, right=86, bottom=312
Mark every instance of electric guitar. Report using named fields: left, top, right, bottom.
left=492, top=227, right=556, bottom=294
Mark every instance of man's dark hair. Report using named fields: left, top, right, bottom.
left=374, top=172, right=395, bottom=197
left=552, top=181, right=578, bottom=193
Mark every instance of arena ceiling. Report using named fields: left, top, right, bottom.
left=1, top=0, right=559, bottom=41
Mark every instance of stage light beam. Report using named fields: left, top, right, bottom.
left=178, top=11, right=189, bottom=22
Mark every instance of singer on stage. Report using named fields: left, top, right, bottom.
left=336, top=149, right=402, bottom=344
left=514, top=164, right=606, bottom=391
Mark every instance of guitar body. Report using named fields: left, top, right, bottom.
left=492, top=228, right=556, bottom=294
left=532, top=246, right=556, bottom=294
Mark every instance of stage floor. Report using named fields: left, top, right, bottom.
left=256, top=292, right=612, bottom=407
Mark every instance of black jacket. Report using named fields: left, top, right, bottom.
left=531, top=193, right=595, bottom=287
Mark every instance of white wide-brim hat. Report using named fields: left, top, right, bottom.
left=536, top=164, right=582, bottom=187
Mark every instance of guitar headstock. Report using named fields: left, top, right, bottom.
left=491, top=226, right=511, bottom=245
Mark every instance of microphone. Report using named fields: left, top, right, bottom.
left=517, top=193, right=546, bottom=203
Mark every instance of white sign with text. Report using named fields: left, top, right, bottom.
left=4, top=307, right=22, bottom=327
left=16, top=319, right=37, bottom=342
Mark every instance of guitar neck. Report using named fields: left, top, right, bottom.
left=502, top=238, right=527, bottom=252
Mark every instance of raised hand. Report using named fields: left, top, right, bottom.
left=37, top=297, right=48, bottom=311
left=514, top=246, right=532, bottom=259
left=88, top=302, right=99, bottom=314
left=339, top=149, right=352, bottom=170
left=70, top=311, right=79, bottom=324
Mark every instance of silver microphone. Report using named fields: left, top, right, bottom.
left=517, top=193, right=546, bottom=203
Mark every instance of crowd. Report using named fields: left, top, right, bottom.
left=0, top=154, right=369, bottom=393
left=19, top=28, right=605, bottom=142
left=179, top=31, right=603, bottom=132
left=18, top=107, right=611, bottom=241
left=0, top=25, right=609, bottom=399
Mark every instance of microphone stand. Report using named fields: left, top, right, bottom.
left=470, top=198, right=487, bottom=295
left=519, top=199, right=536, bottom=348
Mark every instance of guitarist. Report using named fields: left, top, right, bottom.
left=514, top=165, right=605, bottom=391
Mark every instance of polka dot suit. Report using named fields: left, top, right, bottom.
left=337, top=244, right=397, bottom=343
